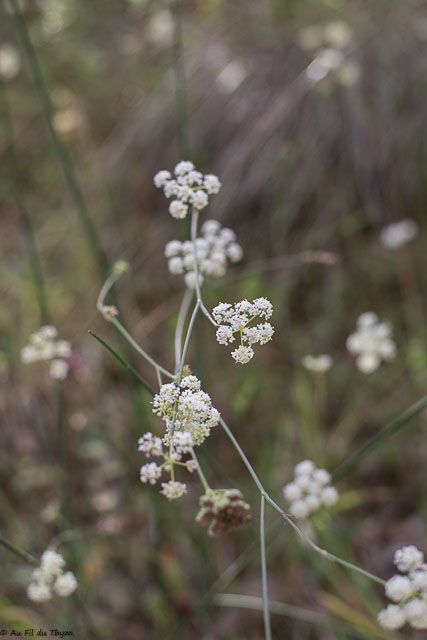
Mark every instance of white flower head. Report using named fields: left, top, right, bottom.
left=53, top=572, right=78, bottom=597
left=347, top=313, right=396, bottom=373
left=394, top=546, right=424, bottom=573
left=283, top=460, right=338, bottom=519
left=169, top=200, right=188, bottom=219
left=161, top=480, right=187, bottom=500
left=140, top=462, right=163, bottom=485
left=302, top=354, right=332, bottom=372
left=49, top=359, right=69, bottom=380
left=377, top=604, right=406, bottom=630
left=152, top=376, right=220, bottom=446
left=380, top=219, right=419, bottom=250
left=213, top=298, right=274, bottom=363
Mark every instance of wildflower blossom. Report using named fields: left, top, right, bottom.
left=27, top=549, right=77, bottom=603
left=378, top=545, right=427, bottom=630
left=165, top=220, right=243, bottom=289
left=160, top=480, right=187, bottom=500
left=53, top=572, right=78, bottom=597
left=212, top=298, right=274, bottom=364
left=302, top=354, right=332, bottom=372
left=283, top=460, right=338, bottom=519
left=154, top=162, right=221, bottom=218
left=49, top=359, right=69, bottom=380
left=21, top=326, right=72, bottom=380
left=152, top=375, right=220, bottom=446
left=346, top=312, right=396, bottom=373
left=138, top=432, right=163, bottom=457
left=140, top=462, right=163, bottom=485
left=196, top=489, right=251, bottom=536
left=380, top=219, right=419, bottom=250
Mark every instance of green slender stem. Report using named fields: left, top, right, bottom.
left=88, top=330, right=155, bottom=396
left=112, top=318, right=175, bottom=380
left=332, top=393, right=427, bottom=483
left=260, top=495, right=272, bottom=640
left=0, top=535, right=38, bottom=566
left=191, top=447, right=210, bottom=492
left=215, top=594, right=364, bottom=637
left=0, top=73, right=50, bottom=324
left=170, top=0, right=189, bottom=157
left=174, top=288, right=193, bottom=371
left=190, top=210, right=217, bottom=326
left=8, top=0, right=108, bottom=280
left=168, top=301, right=200, bottom=453
left=219, top=417, right=385, bottom=586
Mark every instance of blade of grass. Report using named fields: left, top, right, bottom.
left=332, top=393, right=427, bottom=482
left=88, top=330, right=155, bottom=396
left=0, top=73, right=50, bottom=325
left=7, top=0, right=108, bottom=281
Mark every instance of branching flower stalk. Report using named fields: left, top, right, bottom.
left=94, top=162, right=395, bottom=640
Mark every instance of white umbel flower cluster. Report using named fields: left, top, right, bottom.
left=380, top=219, right=419, bottom=250
left=212, top=298, right=274, bottom=364
left=282, top=460, right=339, bottom=520
left=152, top=375, right=220, bottom=446
left=27, top=550, right=77, bottom=603
left=346, top=312, right=396, bottom=373
left=21, top=326, right=71, bottom=380
left=138, top=428, right=197, bottom=488
left=154, top=161, right=221, bottom=219
left=165, top=219, right=243, bottom=289
left=160, top=481, right=187, bottom=500
left=378, top=546, right=427, bottom=630
left=302, top=354, right=332, bottom=372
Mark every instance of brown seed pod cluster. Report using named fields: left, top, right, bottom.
left=196, top=489, right=251, bottom=536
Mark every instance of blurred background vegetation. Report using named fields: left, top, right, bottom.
left=1, top=0, right=427, bottom=638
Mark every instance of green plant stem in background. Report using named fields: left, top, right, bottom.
left=88, top=330, right=155, bottom=396
left=0, top=74, right=50, bottom=325
left=174, top=289, right=193, bottom=372
left=112, top=317, right=175, bottom=380
left=0, top=535, right=38, bottom=566
left=260, top=495, right=272, bottom=640
left=219, top=417, right=385, bottom=586
left=7, top=0, right=108, bottom=281
left=170, top=0, right=189, bottom=157
left=332, top=393, right=427, bottom=483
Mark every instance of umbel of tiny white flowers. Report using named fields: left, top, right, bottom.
left=212, top=298, right=274, bottom=364
left=165, top=219, right=243, bottom=289
left=138, top=430, right=198, bottom=499
left=302, top=354, right=332, bottom=373
left=380, top=219, right=419, bottom=250
left=282, top=459, right=338, bottom=520
left=377, top=545, right=427, bottom=630
left=346, top=312, right=396, bottom=374
left=21, top=326, right=72, bottom=380
left=152, top=375, right=220, bottom=446
left=27, top=549, right=77, bottom=603
left=154, top=161, right=221, bottom=219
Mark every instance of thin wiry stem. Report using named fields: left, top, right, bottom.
left=219, top=417, right=385, bottom=586
left=112, top=318, right=176, bottom=380
left=96, top=269, right=175, bottom=380
left=260, top=495, right=272, bottom=640
left=170, top=0, right=189, bottom=157
left=0, top=535, right=38, bottom=566
left=215, top=594, right=365, bottom=637
left=88, top=330, right=155, bottom=396
left=8, top=0, right=108, bottom=280
left=174, top=288, right=193, bottom=371
left=0, top=73, right=50, bottom=325
left=332, top=393, right=427, bottom=483
left=190, top=210, right=217, bottom=326
left=191, top=447, right=210, bottom=492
